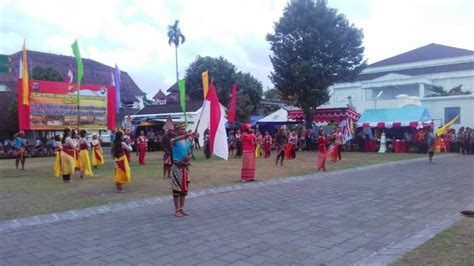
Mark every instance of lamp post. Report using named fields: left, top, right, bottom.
left=374, top=90, right=383, bottom=109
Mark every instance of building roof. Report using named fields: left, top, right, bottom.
left=153, top=89, right=167, bottom=100
left=167, top=82, right=178, bottom=92
left=0, top=50, right=146, bottom=100
left=134, top=101, right=203, bottom=115
left=368, top=43, right=474, bottom=68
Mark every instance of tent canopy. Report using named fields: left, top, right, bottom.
left=257, top=108, right=296, bottom=125
left=356, top=106, right=432, bottom=129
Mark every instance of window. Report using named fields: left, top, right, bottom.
left=444, top=107, right=460, bottom=124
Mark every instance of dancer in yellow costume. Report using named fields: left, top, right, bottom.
left=91, top=133, right=105, bottom=168
left=71, top=130, right=80, bottom=170
left=53, top=135, right=62, bottom=177
left=78, top=130, right=93, bottom=178
left=60, top=128, right=76, bottom=183
left=112, top=130, right=133, bottom=192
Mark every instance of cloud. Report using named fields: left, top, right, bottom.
left=1, top=0, right=473, bottom=98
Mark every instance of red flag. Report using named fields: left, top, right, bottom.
left=227, top=82, right=237, bottom=124
left=205, top=82, right=228, bottom=160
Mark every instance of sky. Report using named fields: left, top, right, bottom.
left=0, top=0, right=473, bottom=98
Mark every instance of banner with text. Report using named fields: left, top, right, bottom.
left=18, top=79, right=116, bottom=130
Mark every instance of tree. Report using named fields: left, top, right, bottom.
left=32, top=66, right=64, bottom=81
left=184, top=56, right=263, bottom=121
left=266, top=0, right=366, bottom=127
left=167, top=20, right=186, bottom=84
left=427, top=85, right=471, bottom=97
left=263, top=88, right=279, bottom=100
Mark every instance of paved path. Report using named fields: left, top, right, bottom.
left=0, top=155, right=473, bottom=265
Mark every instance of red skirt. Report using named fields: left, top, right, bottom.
left=241, top=150, right=256, bottom=181
left=317, top=151, right=326, bottom=170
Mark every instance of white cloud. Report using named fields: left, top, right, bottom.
left=1, top=0, right=473, bottom=97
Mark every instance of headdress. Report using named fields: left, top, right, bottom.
left=174, top=122, right=186, bottom=131
left=241, top=123, right=251, bottom=131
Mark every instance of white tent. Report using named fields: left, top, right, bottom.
left=257, top=108, right=291, bottom=125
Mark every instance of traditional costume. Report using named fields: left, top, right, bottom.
left=114, top=139, right=133, bottom=192
left=61, top=136, right=77, bottom=181
left=241, top=124, right=256, bottom=182
left=78, top=137, right=93, bottom=177
left=317, top=135, right=327, bottom=171
left=14, top=132, right=26, bottom=170
left=53, top=141, right=62, bottom=177
left=285, top=132, right=297, bottom=160
left=91, top=138, right=105, bottom=167
left=255, top=134, right=263, bottom=157
left=263, top=133, right=272, bottom=158
left=137, top=133, right=147, bottom=165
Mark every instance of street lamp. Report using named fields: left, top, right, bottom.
left=374, top=90, right=383, bottom=109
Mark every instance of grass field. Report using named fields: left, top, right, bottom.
left=0, top=151, right=423, bottom=220
left=392, top=217, right=474, bottom=266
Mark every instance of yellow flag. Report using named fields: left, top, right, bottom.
left=22, top=40, right=29, bottom=105
left=436, top=114, right=459, bottom=137
left=201, top=71, right=209, bottom=98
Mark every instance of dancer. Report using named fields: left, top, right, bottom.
left=161, top=127, right=174, bottom=179
left=235, top=129, right=243, bottom=158
left=91, top=134, right=105, bottom=169
left=113, top=130, right=133, bottom=192
left=78, top=130, right=93, bottom=178
left=170, top=122, right=193, bottom=217
left=203, top=128, right=211, bottom=159
left=317, top=128, right=328, bottom=172
left=71, top=130, right=80, bottom=171
left=13, top=130, right=26, bottom=170
left=427, top=126, right=437, bottom=164
left=285, top=130, right=297, bottom=160
left=240, top=123, right=256, bottom=182
left=137, top=130, right=147, bottom=165
left=60, top=128, right=76, bottom=183
left=53, top=135, right=62, bottom=177
left=275, top=127, right=286, bottom=166
left=263, top=131, right=272, bottom=158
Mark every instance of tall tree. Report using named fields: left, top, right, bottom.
left=167, top=20, right=186, bottom=84
left=32, top=66, right=64, bottom=81
left=184, top=56, right=263, bottom=122
left=266, top=0, right=366, bottom=127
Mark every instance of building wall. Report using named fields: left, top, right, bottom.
left=421, top=95, right=474, bottom=129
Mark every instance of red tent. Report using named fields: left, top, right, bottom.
left=287, top=107, right=361, bottom=123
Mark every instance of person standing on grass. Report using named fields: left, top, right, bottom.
left=161, top=127, right=174, bottom=179
left=13, top=130, right=26, bottom=170
left=137, top=130, right=147, bottom=165
left=60, top=128, right=76, bottom=183
left=275, top=127, right=286, bottom=166
left=71, top=130, right=80, bottom=171
left=170, top=122, right=193, bottom=217
left=317, top=128, right=328, bottom=172
left=427, top=126, right=437, bottom=164
left=235, top=129, right=243, bottom=158
left=203, top=128, right=211, bottom=159
left=240, top=123, right=256, bottom=182
left=78, top=130, right=93, bottom=178
left=285, top=131, right=297, bottom=160
left=263, top=131, right=272, bottom=158
left=113, top=130, right=133, bottom=193
left=255, top=131, right=263, bottom=158
left=91, top=133, right=105, bottom=169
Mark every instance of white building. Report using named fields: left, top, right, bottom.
left=324, top=43, right=474, bottom=129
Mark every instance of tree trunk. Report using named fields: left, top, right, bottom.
left=303, top=106, right=312, bottom=129
left=175, top=45, right=179, bottom=84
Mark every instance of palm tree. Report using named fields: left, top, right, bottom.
left=167, top=20, right=186, bottom=85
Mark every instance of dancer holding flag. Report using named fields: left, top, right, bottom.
left=91, top=134, right=105, bottom=169
left=113, top=130, right=133, bottom=192
left=170, top=122, right=193, bottom=217
left=240, top=123, right=256, bottom=182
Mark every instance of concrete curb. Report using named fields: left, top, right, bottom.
left=0, top=154, right=454, bottom=232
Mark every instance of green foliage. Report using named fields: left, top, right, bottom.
left=427, top=85, right=471, bottom=97
left=263, top=88, right=279, bottom=100
left=32, top=66, right=64, bottom=81
left=184, top=56, right=263, bottom=122
left=266, top=0, right=366, bottom=127
left=167, top=20, right=186, bottom=83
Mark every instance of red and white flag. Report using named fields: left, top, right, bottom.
left=198, top=82, right=229, bottom=160
left=227, top=82, right=237, bottom=124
